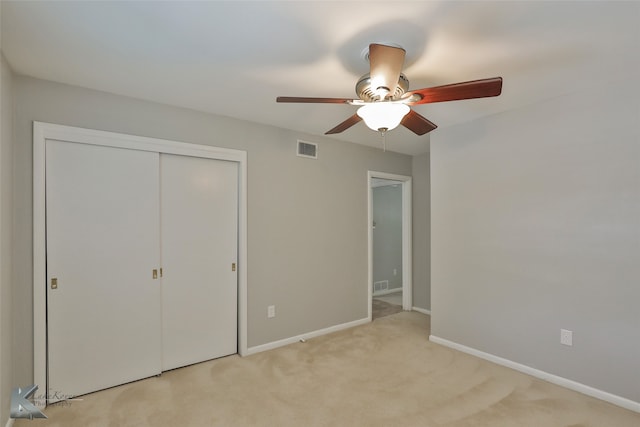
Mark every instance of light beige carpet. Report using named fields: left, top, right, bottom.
left=372, top=298, right=403, bottom=319
left=18, top=312, right=639, bottom=426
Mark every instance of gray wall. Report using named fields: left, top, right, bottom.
left=10, top=75, right=413, bottom=386
left=372, top=184, right=403, bottom=291
left=412, top=153, right=430, bottom=311
left=0, top=51, right=14, bottom=423
left=431, top=78, right=639, bottom=402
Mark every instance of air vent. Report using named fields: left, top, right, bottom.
left=373, top=280, right=389, bottom=294
left=297, top=140, right=318, bottom=159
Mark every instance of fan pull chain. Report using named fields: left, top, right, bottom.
left=380, top=128, right=387, bottom=152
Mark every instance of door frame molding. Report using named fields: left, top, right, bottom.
left=367, top=171, right=413, bottom=320
left=33, top=122, right=249, bottom=402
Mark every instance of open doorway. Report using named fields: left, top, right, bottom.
left=367, top=171, right=412, bottom=320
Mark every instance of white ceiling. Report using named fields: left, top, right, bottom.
left=2, top=1, right=638, bottom=156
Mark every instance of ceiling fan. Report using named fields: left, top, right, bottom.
left=277, top=43, right=503, bottom=136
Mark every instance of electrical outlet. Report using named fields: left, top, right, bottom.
left=560, top=329, right=573, bottom=346
left=267, top=305, right=276, bottom=318
left=393, top=269, right=397, bottom=276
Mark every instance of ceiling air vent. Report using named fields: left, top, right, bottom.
left=297, top=140, right=318, bottom=159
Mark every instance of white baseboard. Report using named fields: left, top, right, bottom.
left=429, top=335, right=640, bottom=413
left=372, top=288, right=402, bottom=297
left=5, top=418, right=14, bottom=427
left=412, top=306, right=431, bottom=315
left=246, top=317, right=370, bottom=356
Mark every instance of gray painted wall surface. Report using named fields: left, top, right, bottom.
left=372, top=184, right=402, bottom=291
left=0, top=51, right=14, bottom=424
left=10, top=76, right=413, bottom=385
left=431, top=79, right=639, bottom=402
left=411, top=153, right=430, bottom=310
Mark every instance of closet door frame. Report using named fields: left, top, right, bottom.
left=33, top=121, right=248, bottom=406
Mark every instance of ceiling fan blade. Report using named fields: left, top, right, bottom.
left=405, top=77, right=503, bottom=105
left=401, top=110, right=438, bottom=135
left=368, top=43, right=406, bottom=99
left=325, top=114, right=362, bottom=134
left=276, top=96, right=353, bottom=104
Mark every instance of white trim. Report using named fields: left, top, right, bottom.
left=32, top=123, right=46, bottom=404
left=372, top=288, right=402, bottom=297
left=411, top=307, right=431, bottom=315
left=5, top=418, right=15, bottom=427
left=429, top=335, right=640, bottom=413
left=237, top=146, right=248, bottom=357
left=367, top=171, right=413, bottom=321
left=33, top=122, right=242, bottom=161
left=33, top=121, right=249, bottom=404
left=246, top=317, right=370, bottom=356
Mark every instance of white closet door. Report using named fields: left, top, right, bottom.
left=46, top=140, right=162, bottom=398
left=161, top=154, right=238, bottom=370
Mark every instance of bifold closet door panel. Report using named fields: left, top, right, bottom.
left=46, top=140, right=162, bottom=398
left=160, top=154, right=238, bottom=371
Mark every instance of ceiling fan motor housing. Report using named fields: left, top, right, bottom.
left=356, top=73, right=410, bottom=102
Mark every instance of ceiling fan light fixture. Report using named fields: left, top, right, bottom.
left=357, top=102, right=410, bottom=132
